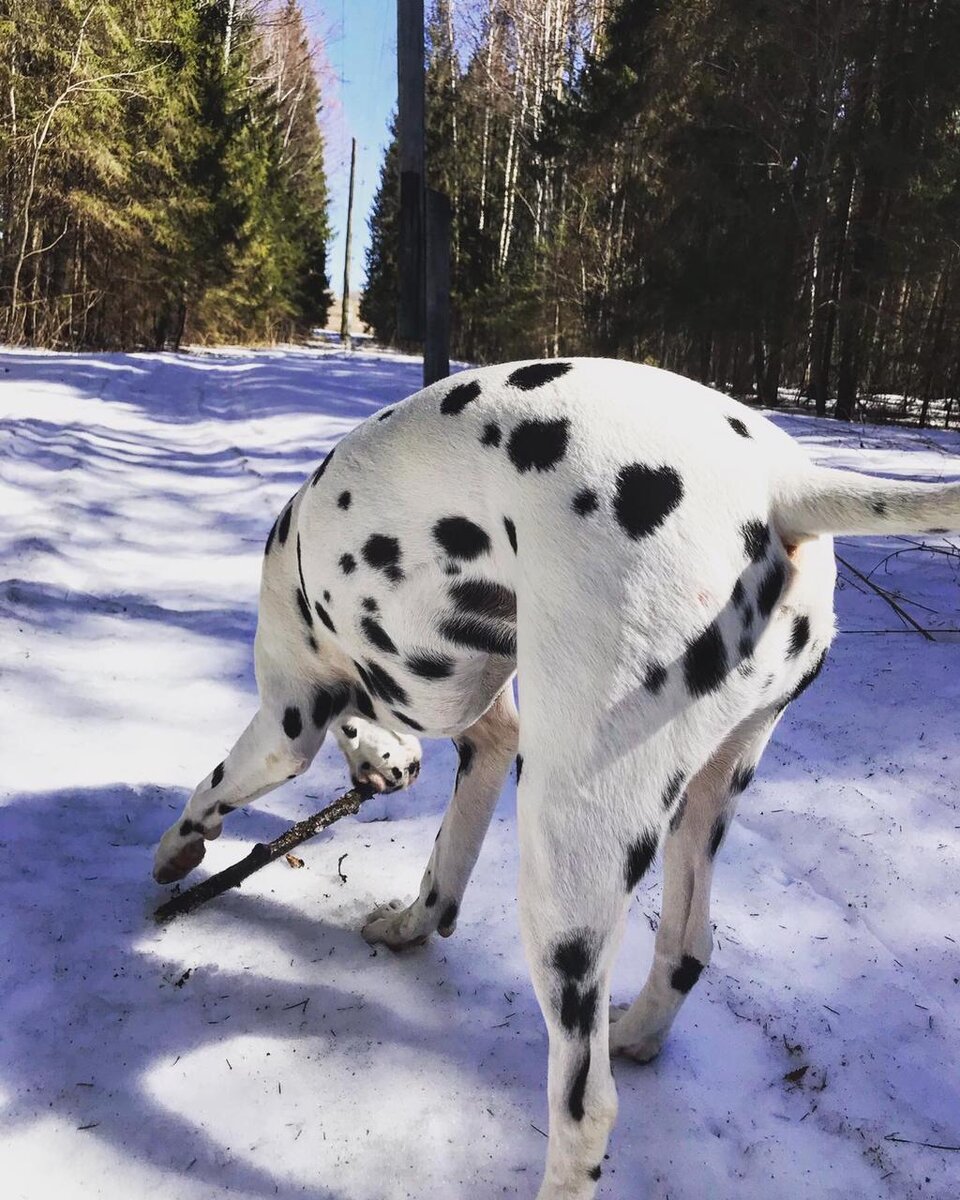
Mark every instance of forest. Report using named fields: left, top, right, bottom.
left=0, top=0, right=330, bottom=347
left=364, top=0, right=960, bottom=422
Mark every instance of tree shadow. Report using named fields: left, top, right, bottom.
left=0, top=783, right=545, bottom=1199
left=0, top=349, right=431, bottom=425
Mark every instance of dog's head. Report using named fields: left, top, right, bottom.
left=338, top=717, right=421, bottom=793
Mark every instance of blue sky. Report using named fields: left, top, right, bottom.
left=308, top=1, right=398, bottom=300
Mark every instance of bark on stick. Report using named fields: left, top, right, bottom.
left=153, top=785, right=374, bottom=923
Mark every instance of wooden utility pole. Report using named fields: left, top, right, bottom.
left=340, top=137, right=357, bottom=347
left=425, top=188, right=451, bottom=382
left=397, top=0, right=426, bottom=344
left=396, top=0, right=450, bottom=385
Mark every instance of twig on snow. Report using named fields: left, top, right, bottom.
left=154, top=785, right=374, bottom=922
left=836, top=555, right=935, bottom=641
left=883, top=1133, right=960, bottom=1152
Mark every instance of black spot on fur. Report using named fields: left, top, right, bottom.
left=788, top=613, right=811, bottom=658
left=311, top=447, right=335, bottom=486
left=742, top=520, right=770, bottom=563
left=314, top=600, right=336, bottom=633
left=480, top=422, right=501, bottom=447
left=644, top=662, right=667, bottom=693
left=439, top=614, right=516, bottom=656
left=440, top=379, right=482, bottom=415
left=433, top=516, right=491, bottom=560
left=339, top=553, right=356, bottom=575
left=709, top=815, right=727, bottom=859
left=323, top=590, right=331, bottom=602
left=454, top=739, right=475, bottom=789
left=783, top=648, right=828, bottom=708
left=727, top=416, right=751, bottom=438
left=684, top=620, right=728, bottom=697
left=179, top=820, right=197, bottom=837
left=362, top=596, right=379, bottom=613
left=425, top=888, right=438, bottom=907
left=589, top=1165, right=602, bottom=1182
left=211, top=762, right=225, bottom=789
left=625, top=829, right=658, bottom=890
left=613, top=463, right=684, bottom=539
left=363, top=534, right=403, bottom=582
left=277, top=504, right=293, bottom=546
left=283, top=706, right=302, bottom=739
left=295, top=588, right=314, bottom=629
left=449, top=578, right=517, bottom=622
left=506, top=417, right=570, bottom=473
left=568, top=1050, right=591, bottom=1121
left=438, top=901, right=459, bottom=932
left=313, top=682, right=350, bottom=729
left=403, top=651, right=453, bottom=680
left=341, top=724, right=357, bottom=739
left=668, top=792, right=689, bottom=833
left=515, top=753, right=523, bottom=782
left=506, top=361, right=572, bottom=390
left=561, top=981, right=599, bottom=1038
left=742, top=602, right=755, bottom=628
left=757, top=558, right=786, bottom=617
left=553, top=934, right=593, bottom=981
left=732, top=578, right=746, bottom=608
left=927, top=527, right=949, bottom=535
left=731, top=764, right=755, bottom=795
left=364, top=660, right=408, bottom=706
left=738, top=634, right=755, bottom=660
left=572, top=488, right=598, bottom=517
left=662, top=771, right=685, bottom=809
left=217, top=802, right=232, bottom=816
left=377, top=408, right=394, bottom=421
left=353, top=688, right=376, bottom=719
left=392, top=709, right=424, bottom=731
left=872, top=499, right=887, bottom=517
left=362, top=616, right=397, bottom=655
left=503, top=516, right=517, bottom=553
left=265, top=516, right=279, bottom=555
left=671, top=955, right=704, bottom=993
left=338, top=490, right=351, bottom=510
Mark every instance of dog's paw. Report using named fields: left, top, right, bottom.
left=337, top=718, right=421, bottom=795
left=153, top=823, right=207, bottom=884
left=361, top=898, right=431, bottom=949
left=608, top=1003, right=664, bottom=1064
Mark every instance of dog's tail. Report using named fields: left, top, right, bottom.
left=773, top=465, right=960, bottom=541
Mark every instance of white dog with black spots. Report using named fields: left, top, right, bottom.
left=154, top=358, right=960, bottom=1199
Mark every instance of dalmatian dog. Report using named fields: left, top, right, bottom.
left=154, top=359, right=960, bottom=1199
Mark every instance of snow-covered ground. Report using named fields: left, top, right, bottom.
left=1, top=347, right=958, bottom=1200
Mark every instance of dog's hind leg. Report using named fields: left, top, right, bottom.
left=517, top=741, right=654, bottom=1200
left=362, top=683, right=519, bottom=948
left=609, top=706, right=782, bottom=1063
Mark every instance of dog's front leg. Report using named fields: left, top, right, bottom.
left=362, top=685, right=519, bottom=948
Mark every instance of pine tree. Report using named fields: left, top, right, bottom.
left=360, top=117, right=400, bottom=344
left=0, top=0, right=332, bottom=348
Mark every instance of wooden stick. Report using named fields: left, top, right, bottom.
left=154, top=785, right=374, bottom=923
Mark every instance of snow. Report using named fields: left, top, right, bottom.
left=1, top=346, right=958, bottom=1200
